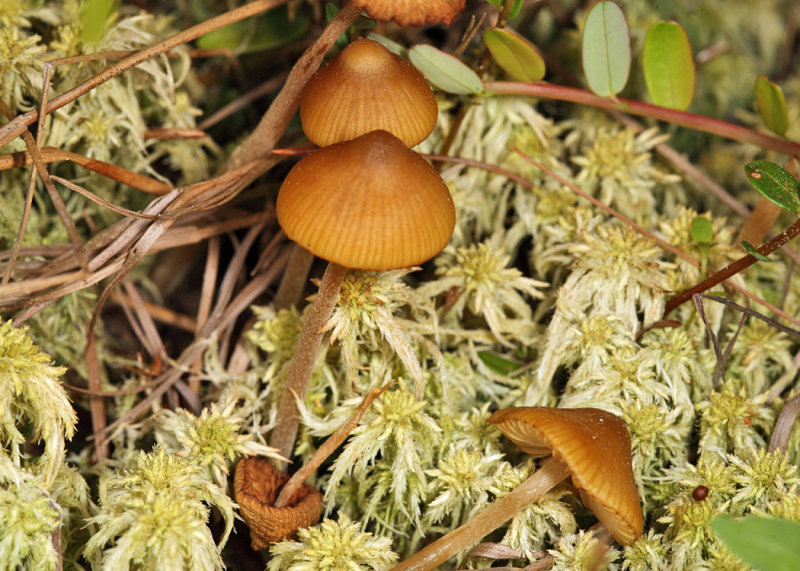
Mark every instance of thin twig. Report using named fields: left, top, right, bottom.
left=665, top=217, right=800, bottom=315
left=275, top=381, right=396, bottom=507
left=222, top=2, right=362, bottom=172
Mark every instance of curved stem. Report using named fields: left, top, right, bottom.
left=268, top=261, right=347, bottom=463
left=484, top=81, right=800, bottom=157
left=392, top=457, right=570, bottom=571
left=665, top=216, right=800, bottom=315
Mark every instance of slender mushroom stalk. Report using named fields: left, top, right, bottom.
left=269, top=130, right=455, bottom=463
left=393, top=407, right=644, bottom=571
left=393, top=457, right=570, bottom=571
left=268, top=38, right=444, bottom=464
left=268, top=262, right=347, bottom=460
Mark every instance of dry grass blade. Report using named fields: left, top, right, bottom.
left=110, top=290, right=196, bottom=333
left=769, top=394, right=800, bottom=453
left=93, top=250, right=290, bottom=448
left=51, top=177, right=161, bottom=220
left=0, top=147, right=171, bottom=195
left=0, top=0, right=289, bottom=149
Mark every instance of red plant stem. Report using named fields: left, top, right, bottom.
left=484, top=81, right=800, bottom=157
left=665, top=216, right=800, bottom=315
left=268, top=262, right=347, bottom=463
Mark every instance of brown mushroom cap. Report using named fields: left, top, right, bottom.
left=352, top=0, right=466, bottom=27
left=276, top=129, right=455, bottom=271
left=489, top=406, right=644, bottom=546
left=300, top=38, right=438, bottom=147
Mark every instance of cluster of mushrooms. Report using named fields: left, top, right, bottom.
left=237, top=35, right=644, bottom=569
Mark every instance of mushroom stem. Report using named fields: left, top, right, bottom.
left=268, top=261, right=347, bottom=463
left=392, top=457, right=571, bottom=571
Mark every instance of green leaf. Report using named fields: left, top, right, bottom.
left=690, top=216, right=713, bottom=244
left=197, top=7, right=308, bottom=53
left=485, top=0, right=524, bottom=19
left=582, top=1, right=630, bottom=97
left=81, top=0, right=117, bottom=45
left=366, top=32, right=407, bottom=58
left=642, top=21, right=695, bottom=110
left=712, top=515, right=800, bottom=571
left=741, top=240, right=772, bottom=262
left=744, top=160, right=800, bottom=212
left=409, top=45, right=484, bottom=95
left=477, top=351, right=522, bottom=376
left=484, top=28, right=545, bottom=82
left=755, top=75, right=788, bottom=136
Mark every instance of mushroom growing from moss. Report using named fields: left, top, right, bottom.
left=393, top=406, right=643, bottom=571
left=268, top=129, right=455, bottom=461
left=300, top=38, right=438, bottom=147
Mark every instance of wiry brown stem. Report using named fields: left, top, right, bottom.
left=665, top=216, right=800, bottom=315
left=392, top=458, right=570, bottom=571
left=269, top=262, right=347, bottom=463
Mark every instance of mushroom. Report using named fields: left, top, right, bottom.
left=300, top=38, right=438, bottom=147
left=234, top=456, right=323, bottom=550
left=268, top=129, right=455, bottom=461
left=392, top=406, right=643, bottom=571
left=351, top=0, right=466, bottom=27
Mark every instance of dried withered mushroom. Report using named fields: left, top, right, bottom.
left=352, top=0, right=466, bottom=27
left=234, top=456, right=323, bottom=550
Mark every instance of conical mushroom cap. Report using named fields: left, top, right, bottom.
left=300, top=39, right=437, bottom=147
left=352, top=0, right=466, bottom=26
left=489, top=407, right=644, bottom=546
left=276, top=130, right=455, bottom=270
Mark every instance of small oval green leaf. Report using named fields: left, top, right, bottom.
left=741, top=240, right=772, bottom=262
left=642, top=21, right=695, bottom=110
left=582, top=1, right=630, bottom=97
left=484, top=28, right=545, bottom=82
left=690, top=216, right=713, bottom=244
left=486, top=0, right=524, bottom=19
left=712, top=515, right=800, bottom=571
left=409, top=44, right=484, bottom=95
left=744, top=160, right=800, bottom=212
left=755, top=75, right=788, bottom=136
left=366, top=32, right=407, bottom=58
left=477, top=351, right=522, bottom=376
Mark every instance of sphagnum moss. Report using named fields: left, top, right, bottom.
left=2, top=1, right=799, bottom=568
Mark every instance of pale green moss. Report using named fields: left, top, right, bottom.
left=84, top=446, right=234, bottom=570
left=268, top=514, right=398, bottom=571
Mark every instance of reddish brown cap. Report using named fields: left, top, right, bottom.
left=300, top=38, right=437, bottom=147
left=489, top=407, right=644, bottom=546
left=234, top=457, right=323, bottom=550
left=353, top=0, right=466, bottom=26
left=277, top=130, right=454, bottom=271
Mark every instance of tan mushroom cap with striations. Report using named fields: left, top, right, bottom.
left=300, top=38, right=438, bottom=147
left=276, top=129, right=455, bottom=271
left=489, top=406, right=644, bottom=546
left=352, top=0, right=466, bottom=27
